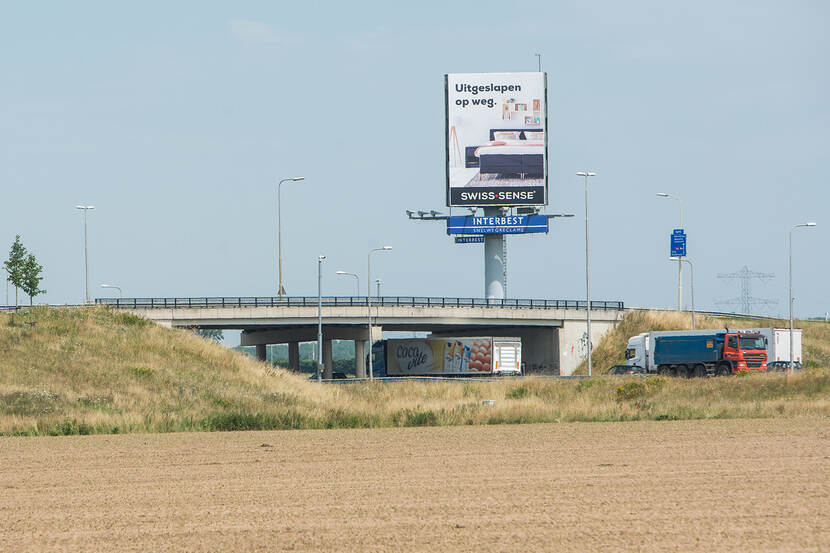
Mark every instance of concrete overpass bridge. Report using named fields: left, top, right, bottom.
left=96, top=296, right=625, bottom=377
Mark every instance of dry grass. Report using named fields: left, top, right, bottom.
left=1, top=307, right=828, bottom=436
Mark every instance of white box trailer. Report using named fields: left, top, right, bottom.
left=371, top=337, right=522, bottom=377
left=742, top=328, right=802, bottom=363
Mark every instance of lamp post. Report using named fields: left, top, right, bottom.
left=576, top=172, right=596, bottom=376
left=368, top=246, right=392, bottom=380
left=99, top=284, right=122, bottom=299
left=335, top=271, right=360, bottom=296
left=75, top=205, right=95, bottom=304
left=317, top=254, right=326, bottom=383
left=656, top=193, right=683, bottom=311
left=789, top=222, right=816, bottom=373
left=669, top=258, right=695, bottom=329
left=375, top=279, right=381, bottom=298
left=277, top=176, right=305, bottom=298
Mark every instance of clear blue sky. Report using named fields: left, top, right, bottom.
left=2, top=1, right=827, bottom=318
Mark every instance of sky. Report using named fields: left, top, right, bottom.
left=1, top=1, right=828, bottom=320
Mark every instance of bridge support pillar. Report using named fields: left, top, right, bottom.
left=255, top=344, right=267, bottom=362
left=322, top=339, right=333, bottom=379
left=288, top=342, right=300, bottom=371
left=354, top=340, right=366, bottom=378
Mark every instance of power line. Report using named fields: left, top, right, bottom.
left=716, top=266, right=777, bottom=315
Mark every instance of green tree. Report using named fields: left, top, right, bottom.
left=20, top=253, right=45, bottom=324
left=3, top=235, right=27, bottom=306
left=195, top=328, right=224, bottom=342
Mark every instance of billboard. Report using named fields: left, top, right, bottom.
left=384, top=338, right=493, bottom=376
left=447, top=214, right=548, bottom=235
left=445, top=72, right=548, bottom=207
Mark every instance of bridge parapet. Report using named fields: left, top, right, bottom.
left=96, top=296, right=623, bottom=311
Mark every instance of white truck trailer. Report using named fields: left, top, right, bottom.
left=371, top=337, right=522, bottom=377
left=740, top=328, right=802, bottom=363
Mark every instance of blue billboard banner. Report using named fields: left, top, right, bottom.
left=671, top=228, right=686, bottom=257
left=447, top=215, right=548, bottom=235
left=455, top=236, right=485, bottom=244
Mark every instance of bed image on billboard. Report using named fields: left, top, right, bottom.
left=445, top=72, right=548, bottom=207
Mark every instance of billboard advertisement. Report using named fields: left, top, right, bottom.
left=446, top=214, right=549, bottom=235
left=445, top=72, right=548, bottom=207
left=384, top=338, right=493, bottom=376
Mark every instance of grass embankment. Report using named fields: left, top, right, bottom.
left=1, top=307, right=828, bottom=436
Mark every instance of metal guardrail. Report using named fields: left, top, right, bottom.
left=94, top=296, right=625, bottom=311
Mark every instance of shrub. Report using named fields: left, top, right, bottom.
left=505, top=385, right=530, bottom=400
left=616, top=381, right=648, bottom=401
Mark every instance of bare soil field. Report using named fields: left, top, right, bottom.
left=1, top=419, right=828, bottom=552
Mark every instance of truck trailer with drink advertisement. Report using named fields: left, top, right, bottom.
left=624, top=329, right=768, bottom=377
left=370, top=337, right=522, bottom=377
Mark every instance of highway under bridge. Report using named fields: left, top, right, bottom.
left=97, top=296, right=625, bottom=377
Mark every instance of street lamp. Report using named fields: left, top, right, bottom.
left=99, top=284, right=123, bottom=299
left=317, top=254, right=326, bottom=383
left=669, top=258, right=695, bottom=329
left=335, top=271, right=360, bottom=296
left=576, top=172, right=595, bottom=377
left=368, top=246, right=392, bottom=380
left=277, top=176, right=305, bottom=298
left=789, top=222, right=816, bottom=373
left=656, top=193, right=683, bottom=311
left=75, top=205, right=95, bottom=304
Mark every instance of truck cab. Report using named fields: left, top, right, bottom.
left=369, top=342, right=387, bottom=377
left=723, top=331, right=767, bottom=371
left=625, top=333, right=649, bottom=371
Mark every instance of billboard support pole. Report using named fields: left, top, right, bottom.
left=484, top=208, right=505, bottom=300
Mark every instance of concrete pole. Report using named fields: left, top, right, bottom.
left=675, top=258, right=695, bottom=329
left=255, top=344, right=267, bottom=362
left=367, top=246, right=391, bottom=380
left=75, top=205, right=95, bottom=304
left=277, top=177, right=304, bottom=298
left=317, top=254, right=325, bottom=382
left=678, top=202, right=683, bottom=312
left=483, top=208, right=505, bottom=300
left=789, top=222, right=816, bottom=372
left=84, top=209, right=89, bottom=304
left=578, top=173, right=595, bottom=376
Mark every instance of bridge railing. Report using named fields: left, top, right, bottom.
left=94, top=296, right=624, bottom=310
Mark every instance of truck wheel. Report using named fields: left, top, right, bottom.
left=657, top=366, right=669, bottom=376
left=717, top=363, right=731, bottom=376
left=675, top=365, right=688, bottom=378
left=693, top=364, right=706, bottom=378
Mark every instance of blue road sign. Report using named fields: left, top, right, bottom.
left=671, top=228, right=686, bottom=257
left=455, top=236, right=485, bottom=244
left=446, top=215, right=548, bottom=235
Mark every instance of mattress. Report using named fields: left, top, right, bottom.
left=475, top=140, right=544, bottom=157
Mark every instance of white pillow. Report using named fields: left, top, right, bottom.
left=493, top=131, right=520, bottom=140
left=524, top=131, right=544, bottom=141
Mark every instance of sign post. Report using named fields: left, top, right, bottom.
left=670, top=229, right=686, bottom=257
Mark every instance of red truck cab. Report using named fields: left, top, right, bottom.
left=722, top=331, right=767, bottom=372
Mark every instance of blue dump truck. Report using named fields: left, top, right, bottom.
left=625, top=329, right=768, bottom=377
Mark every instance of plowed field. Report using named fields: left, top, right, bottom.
left=1, top=419, right=828, bottom=552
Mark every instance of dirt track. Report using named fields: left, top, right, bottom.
left=1, top=419, right=828, bottom=552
